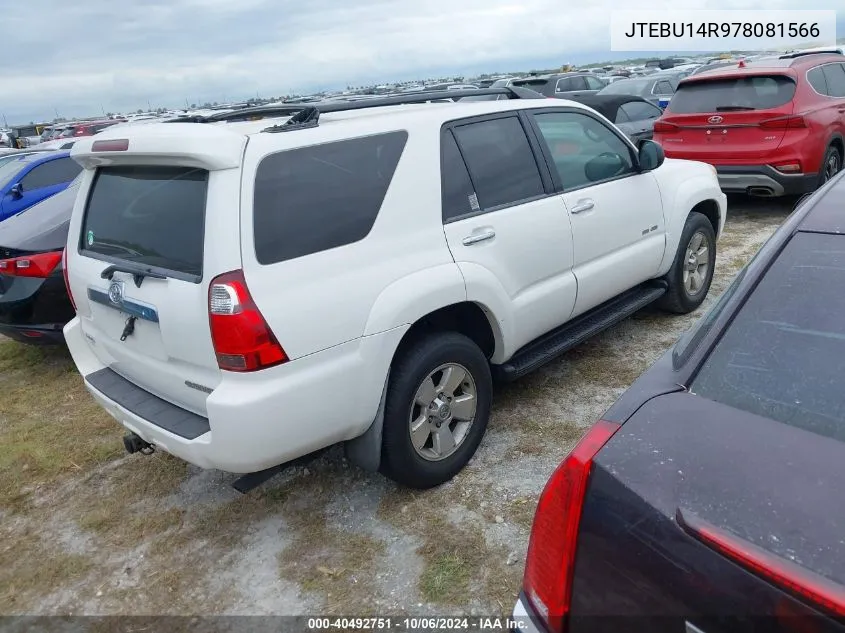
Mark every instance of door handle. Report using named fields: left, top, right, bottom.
left=570, top=199, right=595, bottom=214
left=462, top=228, right=496, bottom=246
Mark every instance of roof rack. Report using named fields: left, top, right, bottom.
left=164, top=87, right=546, bottom=127
left=779, top=50, right=844, bottom=59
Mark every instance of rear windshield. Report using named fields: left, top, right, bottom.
left=512, top=79, right=549, bottom=90
left=81, top=166, right=208, bottom=281
left=599, top=79, right=651, bottom=95
left=692, top=232, right=845, bottom=442
left=668, top=75, right=796, bottom=113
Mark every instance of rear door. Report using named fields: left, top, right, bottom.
left=441, top=113, right=577, bottom=353
left=655, top=74, right=798, bottom=162
left=66, top=130, right=245, bottom=416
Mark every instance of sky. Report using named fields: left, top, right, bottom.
left=1, top=0, right=843, bottom=124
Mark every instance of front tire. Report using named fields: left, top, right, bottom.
left=658, top=211, right=716, bottom=314
left=379, top=332, right=492, bottom=489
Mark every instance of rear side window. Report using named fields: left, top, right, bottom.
left=81, top=166, right=209, bottom=281
left=821, top=63, right=845, bottom=98
left=253, top=131, right=407, bottom=265
left=452, top=117, right=544, bottom=210
left=807, top=67, right=829, bottom=94
left=620, top=101, right=663, bottom=121
left=668, top=75, right=796, bottom=113
left=692, top=233, right=845, bottom=441
left=441, top=131, right=477, bottom=222
left=21, top=158, right=82, bottom=190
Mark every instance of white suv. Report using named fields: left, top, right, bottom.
left=62, top=89, right=726, bottom=489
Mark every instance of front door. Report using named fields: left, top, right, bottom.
left=529, top=109, right=666, bottom=317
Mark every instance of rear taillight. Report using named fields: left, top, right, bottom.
left=653, top=120, right=679, bottom=133
left=0, top=250, right=62, bottom=278
left=678, top=509, right=845, bottom=618
left=522, top=419, right=622, bottom=633
left=208, top=270, right=287, bottom=372
left=759, top=115, right=807, bottom=130
left=62, top=248, right=76, bottom=311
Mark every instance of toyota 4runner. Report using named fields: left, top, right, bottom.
left=62, top=88, right=726, bottom=489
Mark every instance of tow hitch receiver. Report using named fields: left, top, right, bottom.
left=123, top=432, right=155, bottom=455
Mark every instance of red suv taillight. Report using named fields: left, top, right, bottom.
left=759, top=115, right=807, bottom=130
left=0, top=250, right=62, bottom=278
left=61, top=248, right=76, bottom=311
left=522, top=419, right=622, bottom=633
left=208, top=270, right=287, bottom=372
left=653, top=120, right=679, bottom=133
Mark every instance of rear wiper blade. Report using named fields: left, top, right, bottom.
left=100, top=263, right=166, bottom=288
left=714, top=106, right=756, bottom=111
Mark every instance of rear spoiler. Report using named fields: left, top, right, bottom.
left=69, top=123, right=246, bottom=171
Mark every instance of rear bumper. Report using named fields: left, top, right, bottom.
left=64, top=316, right=406, bottom=473
left=0, top=323, right=66, bottom=345
left=512, top=594, right=544, bottom=633
left=715, top=165, right=817, bottom=196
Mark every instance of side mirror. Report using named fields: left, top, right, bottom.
left=8, top=183, right=23, bottom=199
left=585, top=152, right=626, bottom=182
left=637, top=139, right=665, bottom=171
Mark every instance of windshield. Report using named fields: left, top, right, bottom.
left=668, top=75, right=796, bottom=113
left=599, top=79, right=651, bottom=95
left=0, top=157, right=33, bottom=188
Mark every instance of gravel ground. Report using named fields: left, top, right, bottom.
left=1, top=195, right=793, bottom=618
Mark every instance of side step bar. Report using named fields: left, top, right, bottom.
left=493, top=282, right=667, bottom=382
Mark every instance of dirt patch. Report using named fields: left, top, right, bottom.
left=1, top=197, right=791, bottom=616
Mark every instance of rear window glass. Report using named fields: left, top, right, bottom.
left=253, top=131, right=407, bottom=265
left=691, top=233, right=845, bottom=441
left=668, top=75, right=796, bottom=113
left=81, top=166, right=208, bottom=281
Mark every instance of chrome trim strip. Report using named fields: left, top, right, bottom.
left=87, top=288, right=160, bottom=323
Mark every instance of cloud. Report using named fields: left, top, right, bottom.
left=1, top=0, right=842, bottom=122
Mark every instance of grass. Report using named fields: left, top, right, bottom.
left=0, top=527, right=93, bottom=613
left=0, top=341, right=122, bottom=511
left=415, top=516, right=486, bottom=605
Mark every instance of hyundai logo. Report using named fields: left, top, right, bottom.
left=107, top=280, right=125, bottom=305
left=708, top=115, right=723, bottom=124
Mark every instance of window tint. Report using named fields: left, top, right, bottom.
left=668, top=75, right=796, bottom=113
left=441, top=131, right=477, bottom=222
left=20, top=158, right=82, bottom=190
left=81, top=166, right=209, bottom=280
left=533, top=111, right=634, bottom=190
left=253, top=131, right=407, bottom=265
left=585, top=76, right=605, bottom=90
left=555, top=78, right=573, bottom=92
left=620, top=101, right=663, bottom=121
left=807, top=66, right=829, bottom=94
left=654, top=81, right=674, bottom=94
left=452, top=117, right=544, bottom=210
left=821, top=63, right=845, bottom=98
left=570, top=76, right=588, bottom=91
left=692, top=233, right=845, bottom=441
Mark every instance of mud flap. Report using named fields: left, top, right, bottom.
left=344, top=372, right=389, bottom=472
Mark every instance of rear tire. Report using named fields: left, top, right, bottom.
left=657, top=212, right=716, bottom=315
left=379, top=332, right=492, bottom=489
left=819, top=145, right=842, bottom=188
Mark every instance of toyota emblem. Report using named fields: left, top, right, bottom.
left=708, top=115, right=723, bottom=124
left=107, top=280, right=125, bottom=305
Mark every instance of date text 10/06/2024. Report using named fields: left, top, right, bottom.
left=307, top=617, right=528, bottom=630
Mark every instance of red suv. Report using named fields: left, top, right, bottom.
left=654, top=52, right=845, bottom=197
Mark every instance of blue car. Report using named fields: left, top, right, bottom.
left=0, top=151, right=82, bottom=223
